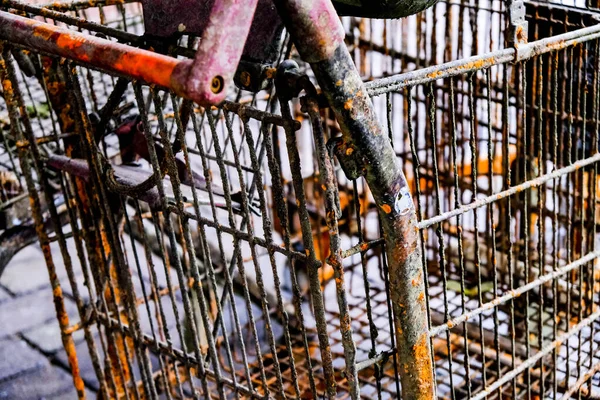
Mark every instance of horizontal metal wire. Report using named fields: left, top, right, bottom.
left=366, top=23, right=600, bottom=96
left=471, top=309, right=600, bottom=400
left=430, top=249, right=600, bottom=337
left=418, top=152, right=600, bottom=230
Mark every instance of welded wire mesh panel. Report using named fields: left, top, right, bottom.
left=2, top=0, right=600, bottom=399
left=0, top=3, right=400, bottom=398
left=368, top=2, right=600, bottom=398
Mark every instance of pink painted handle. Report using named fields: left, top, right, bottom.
left=172, top=0, right=260, bottom=105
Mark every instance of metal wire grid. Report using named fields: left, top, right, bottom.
left=0, top=3, right=400, bottom=397
left=1, top=0, right=600, bottom=399
left=374, top=2, right=600, bottom=398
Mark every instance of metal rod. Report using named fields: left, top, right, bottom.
left=430, top=249, right=600, bottom=337
left=471, top=309, right=600, bottom=400
left=0, top=11, right=182, bottom=93
left=365, top=23, right=600, bottom=96
left=0, top=45, right=88, bottom=400
left=418, top=152, right=600, bottom=229
left=560, top=359, right=600, bottom=399
left=274, top=0, right=434, bottom=398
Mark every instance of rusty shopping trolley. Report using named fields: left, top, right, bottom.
left=1, top=0, right=600, bottom=398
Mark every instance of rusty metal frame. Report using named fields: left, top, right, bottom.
left=3, top=0, right=600, bottom=399
left=273, top=0, right=434, bottom=398
left=365, top=23, right=600, bottom=96
left=0, top=0, right=259, bottom=106
left=2, top=2, right=599, bottom=99
left=0, top=1, right=437, bottom=396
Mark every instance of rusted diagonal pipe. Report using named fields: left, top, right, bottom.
left=273, top=0, right=435, bottom=398
left=0, top=11, right=182, bottom=88
left=0, top=10, right=244, bottom=105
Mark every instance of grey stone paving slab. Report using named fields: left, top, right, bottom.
left=48, top=388, right=96, bottom=400
left=0, top=289, right=78, bottom=338
left=0, top=364, right=74, bottom=400
left=0, top=287, right=10, bottom=303
left=0, top=245, right=49, bottom=295
left=0, top=338, right=47, bottom=382
left=0, top=237, right=86, bottom=296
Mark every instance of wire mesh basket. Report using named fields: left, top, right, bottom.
left=1, top=0, right=600, bottom=398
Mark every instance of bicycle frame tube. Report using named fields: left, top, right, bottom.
left=274, top=0, right=435, bottom=398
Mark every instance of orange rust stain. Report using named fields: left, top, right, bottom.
left=427, top=70, right=443, bottom=79
left=32, top=25, right=55, bottom=42
left=34, top=22, right=179, bottom=89
left=63, top=340, right=86, bottom=394
left=381, top=204, right=392, bottom=214
left=100, top=229, right=112, bottom=260
left=345, top=147, right=354, bottom=156
left=465, top=58, right=488, bottom=70
left=100, top=47, right=179, bottom=89
left=411, top=271, right=423, bottom=287
left=336, top=79, right=343, bottom=86
left=418, top=291, right=425, bottom=302
left=265, top=68, right=277, bottom=79
left=57, top=309, right=70, bottom=327
left=53, top=285, right=63, bottom=297
left=546, top=39, right=567, bottom=52
left=344, top=99, right=353, bottom=110
left=431, top=57, right=496, bottom=81
left=413, top=333, right=434, bottom=396
left=515, top=25, right=528, bottom=44
left=1, top=79, right=12, bottom=93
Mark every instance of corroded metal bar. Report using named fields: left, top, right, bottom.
left=560, top=360, right=600, bottom=399
left=274, top=0, right=434, bottom=398
left=506, top=0, right=529, bottom=47
left=277, top=97, right=338, bottom=399
left=472, top=309, right=600, bottom=400
left=430, top=249, right=600, bottom=338
left=0, top=11, right=182, bottom=90
left=303, top=86, right=359, bottom=398
left=166, top=0, right=259, bottom=104
left=35, top=0, right=137, bottom=11
left=0, top=0, right=140, bottom=44
left=365, top=23, right=600, bottom=96
left=0, top=46, right=88, bottom=400
left=419, top=152, right=600, bottom=229
left=0, top=2, right=257, bottom=105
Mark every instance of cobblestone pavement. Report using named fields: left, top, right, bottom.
left=0, top=240, right=95, bottom=399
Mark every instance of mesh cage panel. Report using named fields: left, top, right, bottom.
left=0, top=0, right=600, bottom=398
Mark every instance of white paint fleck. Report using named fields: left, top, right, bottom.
left=396, top=187, right=414, bottom=215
